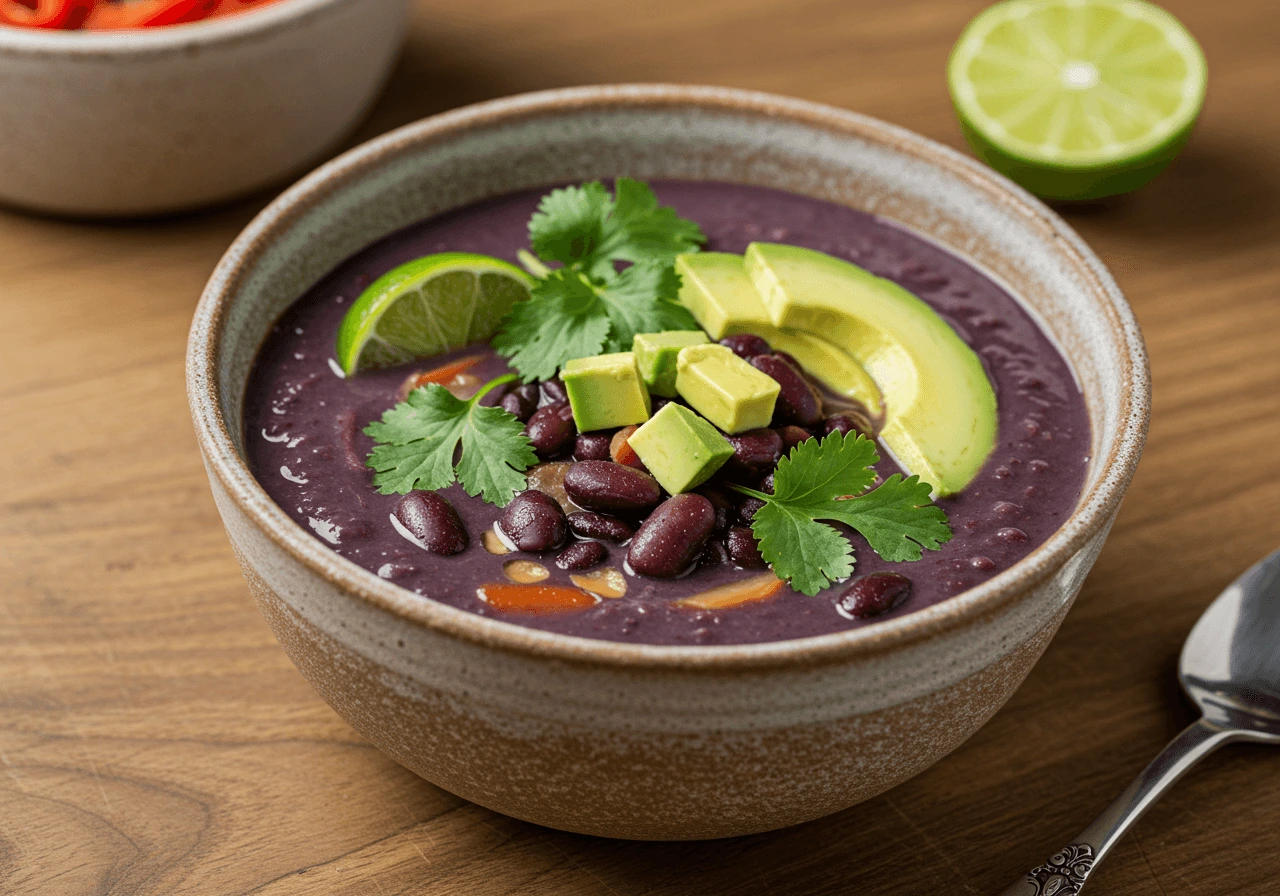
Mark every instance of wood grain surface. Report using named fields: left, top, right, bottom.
left=2, top=0, right=1279, bottom=892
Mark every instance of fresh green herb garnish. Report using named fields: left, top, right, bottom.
left=364, top=374, right=537, bottom=507
left=494, top=178, right=705, bottom=382
left=528, top=178, right=706, bottom=282
left=732, top=432, right=952, bottom=596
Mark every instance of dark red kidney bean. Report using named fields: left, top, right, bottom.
left=837, top=572, right=912, bottom=618
left=696, top=486, right=734, bottom=533
left=773, top=350, right=801, bottom=370
left=750, top=354, right=822, bottom=426
left=724, top=428, right=783, bottom=477
left=824, top=414, right=865, bottom=438
left=498, top=489, right=568, bottom=551
left=574, top=432, right=613, bottom=461
left=760, top=472, right=775, bottom=495
left=726, top=526, right=767, bottom=568
left=627, top=494, right=716, bottom=578
left=996, top=527, right=1028, bottom=544
left=501, top=387, right=538, bottom=422
left=539, top=377, right=568, bottom=405
left=698, top=538, right=729, bottom=568
left=555, top=540, right=607, bottom=570
left=525, top=401, right=576, bottom=458
left=737, top=496, right=767, bottom=523
left=719, top=333, right=771, bottom=359
left=567, top=511, right=635, bottom=543
left=394, top=492, right=468, bottom=555
left=564, top=460, right=662, bottom=513
left=776, top=425, right=814, bottom=453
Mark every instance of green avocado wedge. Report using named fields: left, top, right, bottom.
left=743, top=243, right=997, bottom=496
left=336, top=253, right=533, bottom=377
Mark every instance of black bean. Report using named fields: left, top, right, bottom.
left=750, top=354, right=823, bottom=426
left=574, top=432, right=613, bottom=461
left=724, top=428, right=783, bottom=478
left=718, top=333, right=771, bottom=359
left=726, top=526, right=767, bottom=568
left=627, top=494, right=716, bottom=577
left=501, top=387, right=538, bottom=422
left=394, top=492, right=468, bottom=555
left=837, top=572, right=912, bottom=618
left=567, top=511, right=635, bottom=544
left=539, top=377, right=568, bottom=405
left=555, top=540, right=608, bottom=570
left=525, top=401, right=577, bottom=459
left=564, top=460, right=662, bottom=513
left=498, top=490, right=568, bottom=552
left=737, top=496, right=767, bottom=523
left=776, top=425, right=815, bottom=453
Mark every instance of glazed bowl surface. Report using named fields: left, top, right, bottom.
left=0, top=0, right=408, bottom=217
left=187, top=85, right=1149, bottom=840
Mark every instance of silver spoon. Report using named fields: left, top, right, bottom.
left=1001, top=547, right=1280, bottom=895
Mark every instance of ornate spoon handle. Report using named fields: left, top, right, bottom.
left=999, top=719, right=1239, bottom=895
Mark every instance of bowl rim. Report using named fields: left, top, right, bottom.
left=187, top=83, right=1150, bottom=672
left=0, top=0, right=344, bottom=55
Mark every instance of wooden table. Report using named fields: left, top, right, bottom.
left=3, top=0, right=1278, bottom=892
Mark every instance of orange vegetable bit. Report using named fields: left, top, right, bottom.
left=476, top=583, right=599, bottom=615
left=675, top=573, right=785, bottom=610
left=408, top=354, right=486, bottom=391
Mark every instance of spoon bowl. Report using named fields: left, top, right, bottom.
left=1180, top=549, right=1280, bottom=738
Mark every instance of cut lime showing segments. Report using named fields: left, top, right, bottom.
left=336, top=253, right=533, bottom=376
left=948, top=0, right=1206, bottom=201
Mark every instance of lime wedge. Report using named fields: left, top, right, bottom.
left=336, top=253, right=533, bottom=376
left=948, top=0, right=1206, bottom=200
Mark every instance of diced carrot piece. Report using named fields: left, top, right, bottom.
left=477, top=583, right=598, bottom=615
left=675, top=573, right=784, bottom=610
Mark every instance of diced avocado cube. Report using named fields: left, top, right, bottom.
left=628, top=402, right=733, bottom=494
left=632, top=330, right=710, bottom=397
left=561, top=352, right=652, bottom=432
left=675, top=344, right=779, bottom=434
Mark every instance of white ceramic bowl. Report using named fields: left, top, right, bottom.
left=188, top=85, right=1149, bottom=840
left=0, top=0, right=408, bottom=216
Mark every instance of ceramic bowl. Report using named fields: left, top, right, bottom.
left=187, top=85, right=1149, bottom=840
left=0, top=0, right=408, bottom=217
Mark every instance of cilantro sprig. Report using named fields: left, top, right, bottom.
left=494, top=178, right=706, bottom=382
left=732, top=433, right=952, bottom=596
left=364, top=374, right=537, bottom=507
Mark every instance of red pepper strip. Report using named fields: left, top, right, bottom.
left=0, top=0, right=96, bottom=29
left=138, top=0, right=218, bottom=27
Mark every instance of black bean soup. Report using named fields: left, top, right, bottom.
left=244, top=182, right=1089, bottom=645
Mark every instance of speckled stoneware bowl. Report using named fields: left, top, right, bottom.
left=187, top=85, right=1149, bottom=840
left=0, top=0, right=407, bottom=217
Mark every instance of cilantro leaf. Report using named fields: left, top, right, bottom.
left=527, top=182, right=613, bottom=273
left=527, top=177, right=705, bottom=281
left=492, top=263, right=698, bottom=382
left=734, top=432, right=952, bottom=596
left=597, top=261, right=699, bottom=351
left=364, top=374, right=537, bottom=506
left=490, top=271, right=611, bottom=383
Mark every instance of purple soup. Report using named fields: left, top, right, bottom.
left=243, top=181, right=1089, bottom=645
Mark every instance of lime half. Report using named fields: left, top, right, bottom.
left=948, top=0, right=1206, bottom=200
left=336, top=253, right=533, bottom=376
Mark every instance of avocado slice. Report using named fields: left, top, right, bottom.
left=676, top=252, right=884, bottom=417
left=561, top=352, right=652, bottom=432
left=744, top=242, right=997, bottom=496
left=628, top=402, right=734, bottom=494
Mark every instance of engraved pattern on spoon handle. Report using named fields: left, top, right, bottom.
left=999, top=719, right=1240, bottom=895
